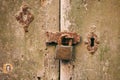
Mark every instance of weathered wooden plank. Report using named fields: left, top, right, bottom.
left=69, top=0, right=120, bottom=80
left=0, top=0, right=46, bottom=80
left=43, top=0, right=60, bottom=80
left=0, top=0, right=59, bottom=80
left=60, top=0, right=74, bottom=80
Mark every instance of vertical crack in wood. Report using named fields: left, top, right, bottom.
left=58, top=60, right=61, bottom=80
left=59, top=0, right=61, bottom=32
left=59, top=0, right=61, bottom=80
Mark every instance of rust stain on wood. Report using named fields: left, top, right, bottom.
left=15, top=3, right=34, bottom=32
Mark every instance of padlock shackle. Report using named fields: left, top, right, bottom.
left=58, top=34, right=73, bottom=46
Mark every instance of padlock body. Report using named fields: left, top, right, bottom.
left=55, top=45, right=73, bottom=60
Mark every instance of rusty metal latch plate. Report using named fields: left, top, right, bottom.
left=46, top=32, right=80, bottom=45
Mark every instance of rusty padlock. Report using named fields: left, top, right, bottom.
left=55, top=34, right=73, bottom=60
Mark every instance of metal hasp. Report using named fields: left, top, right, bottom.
left=46, top=32, right=80, bottom=45
left=46, top=32, right=80, bottom=60
left=15, top=3, right=34, bottom=32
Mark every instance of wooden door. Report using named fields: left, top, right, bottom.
left=0, top=0, right=120, bottom=80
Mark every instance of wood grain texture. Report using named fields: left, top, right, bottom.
left=43, top=0, right=60, bottom=80
left=69, top=0, right=120, bottom=80
left=0, top=0, right=59, bottom=80
left=60, top=0, right=74, bottom=80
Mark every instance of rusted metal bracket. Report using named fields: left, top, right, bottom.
left=46, top=32, right=80, bottom=45
left=15, top=3, right=34, bottom=32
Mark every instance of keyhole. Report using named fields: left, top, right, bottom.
left=90, top=37, right=95, bottom=47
